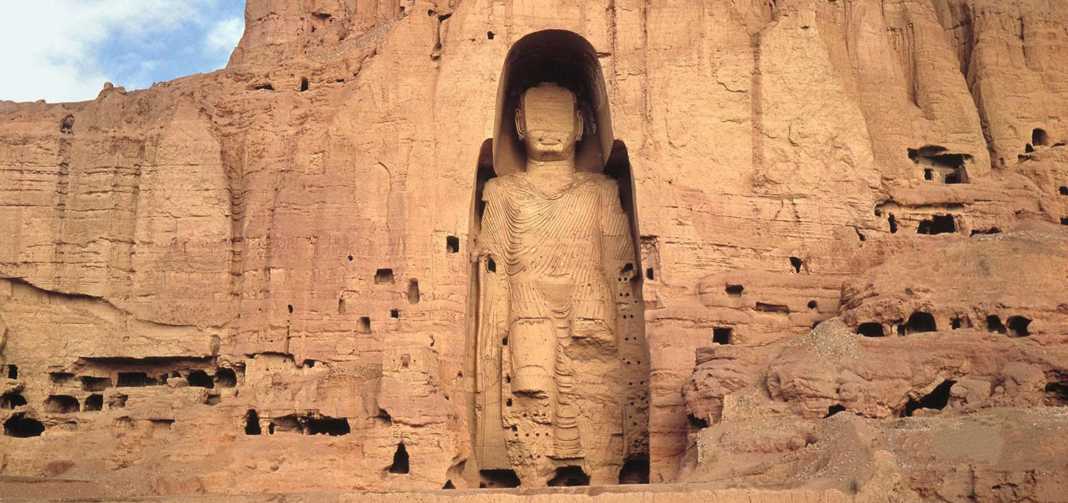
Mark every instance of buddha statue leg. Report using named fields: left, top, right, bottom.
left=553, top=315, right=583, bottom=459
left=509, top=318, right=554, bottom=396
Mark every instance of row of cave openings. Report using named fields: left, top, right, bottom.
left=2, top=363, right=240, bottom=438
left=468, top=459, right=650, bottom=489
left=239, top=403, right=650, bottom=487
left=855, top=312, right=1032, bottom=338
left=709, top=257, right=819, bottom=346
left=241, top=408, right=419, bottom=478
left=825, top=370, right=1068, bottom=421
left=308, top=236, right=463, bottom=335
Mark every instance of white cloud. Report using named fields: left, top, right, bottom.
left=206, top=17, right=244, bottom=57
left=0, top=0, right=239, bottom=103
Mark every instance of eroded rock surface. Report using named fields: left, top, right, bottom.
left=0, top=0, right=1066, bottom=499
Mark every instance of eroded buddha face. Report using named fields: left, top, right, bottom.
left=516, top=83, right=583, bottom=162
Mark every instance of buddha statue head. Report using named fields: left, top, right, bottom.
left=514, top=83, right=584, bottom=163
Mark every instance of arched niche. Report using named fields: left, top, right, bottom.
left=492, top=30, right=614, bottom=177
left=464, top=30, right=650, bottom=486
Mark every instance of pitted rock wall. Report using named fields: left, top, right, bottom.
left=0, top=0, right=1066, bottom=498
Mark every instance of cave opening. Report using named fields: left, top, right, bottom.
left=712, top=327, right=733, bottom=345
left=618, top=456, right=650, bottom=484
left=187, top=370, right=214, bottom=388
left=1033, top=128, right=1049, bottom=146
left=443, top=480, right=456, bottom=489
left=44, top=395, right=80, bottom=414
left=725, top=284, right=744, bottom=296
left=857, top=322, right=885, bottom=337
left=825, top=404, right=846, bottom=417
left=390, top=308, right=400, bottom=319
left=1, top=391, right=27, bottom=409
left=446, top=235, right=460, bottom=253
left=755, top=302, right=790, bottom=314
left=903, top=312, right=937, bottom=334
left=3, top=413, right=45, bottom=437
left=917, top=215, right=956, bottom=235
left=1059, top=186, right=1068, bottom=196
left=548, top=466, right=590, bottom=486
left=81, top=376, right=111, bottom=391
left=84, top=394, right=103, bottom=411
left=306, top=416, right=350, bottom=436
left=389, top=443, right=410, bottom=474
left=408, top=279, right=420, bottom=304
left=479, top=469, right=521, bottom=488
left=244, top=409, right=261, bottom=435
left=789, top=257, right=803, bottom=273
left=687, top=414, right=710, bottom=429
left=375, top=268, right=395, bottom=284
left=986, top=315, right=1007, bottom=334
left=1007, top=316, right=1032, bottom=337
left=358, top=316, right=372, bottom=334
left=1046, top=379, right=1068, bottom=406
left=6, top=364, right=16, bottom=379
left=902, top=380, right=955, bottom=416
left=214, top=368, right=237, bottom=388
left=50, top=372, right=74, bottom=384
left=299, top=77, right=309, bottom=92
left=889, top=214, right=898, bottom=233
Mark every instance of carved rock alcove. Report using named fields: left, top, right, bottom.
left=464, top=30, right=650, bottom=488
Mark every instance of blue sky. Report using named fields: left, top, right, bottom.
left=0, top=1, right=245, bottom=103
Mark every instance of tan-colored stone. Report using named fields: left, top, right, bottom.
left=0, top=0, right=1066, bottom=499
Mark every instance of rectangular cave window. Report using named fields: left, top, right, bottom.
left=407, top=279, right=420, bottom=304
left=923, top=168, right=934, bottom=181
left=81, top=376, right=111, bottom=391
left=357, top=316, right=372, bottom=334
left=857, top=322, right=885, bottom=337
left=712, top=327, right=732, bottom=345
left=49, top=372, right=74, bottom=384
left=755, top=302, right=790, bottom=314
left=375, top=268, right=395, bottom=284
left=83, top=394, right=103, bottom=411
left=117, top=372, right=156, bottom=387
left=917, top=215, right=956, bottom=235
left=6, top=365, right=16, bottom=379
left=306, top=416, right=350, bottom=436
left=446, top=235, right=460, bottom=253
left=44, top=395, right=80, bottom=413
left=618, top=457, right=649, bottom=484
left=390, top=308, right=400, bottom=319
left=645, top=267, right=655, bottom=281
left=479, top=469, right=520, bottom=488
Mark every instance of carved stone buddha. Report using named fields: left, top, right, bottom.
left=473, top=82, right=638, bottom=486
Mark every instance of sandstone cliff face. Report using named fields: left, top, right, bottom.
left=0, top=0, right=1066, bottom=498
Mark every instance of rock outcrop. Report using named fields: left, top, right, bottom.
left=0, top=0, right=1066, bottom=499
